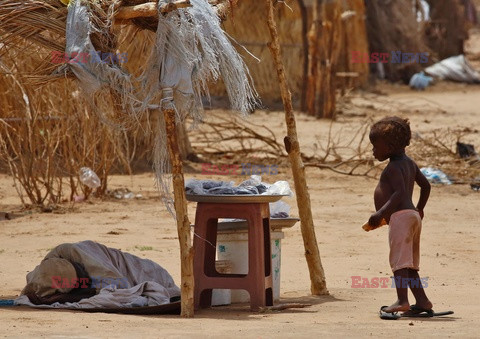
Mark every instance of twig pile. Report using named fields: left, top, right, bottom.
left=305, top=121, right=479, bottom=182
left=188, top=112, right=286, bottom=164
left=410, top=128, right=480, bottom=183
left=304, top=120, right=384, bottom=178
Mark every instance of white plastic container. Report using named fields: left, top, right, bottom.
left=211, top=260, right=232, bottom=306
left=216, top=229, right=285, bottom=302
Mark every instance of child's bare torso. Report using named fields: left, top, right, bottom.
left=374, top=155, right=417, bottom=221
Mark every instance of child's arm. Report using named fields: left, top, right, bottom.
left=369, top=165, right=405, bottom=226
left=415, top=164, right=431, bottom=219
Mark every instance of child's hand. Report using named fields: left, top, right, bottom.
left=369, top=212, right=383, bottom=227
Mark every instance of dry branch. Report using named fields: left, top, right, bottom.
left=259, top=303, right=312, bottom=312
left=189, top=113, right=285, bottom=163
left=303, top=115, right=479, bottom=184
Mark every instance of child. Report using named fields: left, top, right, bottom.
left=368, top=116, right=432, bottom=314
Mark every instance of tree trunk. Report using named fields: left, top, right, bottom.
left=265, top=0, right=328, bottom=296
left=160, top=89, right=194, bottom=318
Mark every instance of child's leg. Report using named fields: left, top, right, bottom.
left=382, top=268, right=410, bottom=313
left=407, top=269, right=433, bottom=310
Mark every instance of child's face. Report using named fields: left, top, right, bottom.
left=370, top=137, right=391, bottom=161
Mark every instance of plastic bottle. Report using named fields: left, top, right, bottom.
left=79, top=167, right=101, bottom=189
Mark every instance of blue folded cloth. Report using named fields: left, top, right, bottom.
left=0, top=299, right=15, bottom=306
left=409, top=72, right=434, bottom=90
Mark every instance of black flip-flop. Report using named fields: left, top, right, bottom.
left=379, top=305, right=401, bottom=320
left=379, top=305, right=454, bottom=320
left=401, top=304, right=454, bottom=318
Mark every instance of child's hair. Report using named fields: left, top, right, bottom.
left=370, top=116, right=411, bottom=150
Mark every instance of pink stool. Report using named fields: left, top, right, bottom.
left=193, top=201, right=273, bottom=311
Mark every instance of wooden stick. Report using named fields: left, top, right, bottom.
left=160, top=89, right=195, bottom=318
left=296, top=0, right=309, bottom=112
left=265, top=0, right=328, bottom=296
left=259, top=303, right=312, bottom=312
left=115, top=1, right=192, bottom=20
left=305, top=0, right=322, bottom=116
left=115, top=0, right=240, bottom=20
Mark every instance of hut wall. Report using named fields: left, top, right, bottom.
left=338, top=0, right=370, bottom=89
left=365, top=0, right=426, bottom=83
left=208, top=0, right=369, bottom=107
left=209, top=1, right=305, bottom=106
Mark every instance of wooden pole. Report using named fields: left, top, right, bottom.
left=317, top=0, right=342, bottom=119
left=305, top=0, right=342, bottom=119
left=296, top=0, right=309, bottom=112
left=305, top=0, right=322, bottom=116
left=342, top=0, right=369, bottom=88
left=115, top=0, right=240, bottom=21
left=160, top=89, right=195, bottom=317
left=265, top=0, right=328, bottom=295
left=116, top=1, right=192, bottom=20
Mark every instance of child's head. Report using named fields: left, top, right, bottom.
left=369, top=116, right=411, bottom=161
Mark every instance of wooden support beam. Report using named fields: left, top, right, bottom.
left=265, top=0, right=328, bottom=296
left=160, top=89, right=195, bottom=318
left=115, top=0, right=239, bottom=21
left=115, top=1, right=192, bottom=20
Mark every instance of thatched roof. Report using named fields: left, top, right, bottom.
left=0, top=0, right=237, bottom=82
left=209, top=1, right=306, bottom=105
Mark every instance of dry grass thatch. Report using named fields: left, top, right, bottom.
left=0, top=0, right=249, bottom=207
left=0, top=0, right=123, bottom=83
left=209, top=1, right=305, bottom=104
left=424, top=0, right=470, bottom=60
left=0, top=42, right=135, bottom=207
left=365, top=0, right=427, bottom=83
left=210, top=0, right=370, bottom=106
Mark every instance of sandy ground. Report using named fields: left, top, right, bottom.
left=2, top=31, right=480, bottom=338
left=1, top=80, right=479, bottom=338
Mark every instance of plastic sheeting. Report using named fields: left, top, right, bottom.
left=425, top=55, right=480, bottom=83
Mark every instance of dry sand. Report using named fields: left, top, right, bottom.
left=2, top=34, right=480, bottom=337
left=1, top=82, right=479, bottom=338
